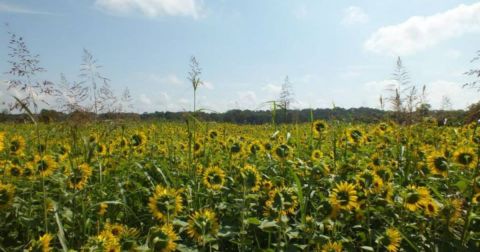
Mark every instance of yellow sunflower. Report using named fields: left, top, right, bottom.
left=203, top=166, right=225, bottom=191
left=264, top=187, right=298, bottom=216
left=383, top=228, right=402, bottom=252
left=5, top=163, right=22, bottom=178
left=8, top=135, right=25, bottom=156
left=427, top=151, right=449, bottom=176
left=403, top=185, right=430, bottom=212
left=208, top=130, right=218, bottom=140
left=0, top=182, right=15, bottom=210
left=67, top=163, right=92, bottom=190
left=0, top=132, right=4, bottom=152
left=240, top=164, right=262, bottom=192
left=273, top=144, right=292, bottom=160
left=104, top=223, right=126, bottom=238
left=29, top=233, right=53, bottom=252
left=148, top=185, right=183, bottom=222
left=472, top=192, right=480, bottom=204
left=423, top=199, right=439, bottom=217
left=441, top=198, right=463, bottom=224
left=32, top=155, right=57, bottom=177
left=347, top=128, right=365, bottom=145
left=149, top=224, right=179, bottom=252
left=247, top=141, right=264, bottom=156
left=98, top=203, right=108, bottom=216
left=187, top=209, right=219, bottom=244
left=97, top=230, right=120, bottom=252
left=311, top=149, right=323, bottom=162
left=312, top=120, right=328, bottom=136
left=454, top=147, right=476, bottom=169
left=130, top=132, right=147, bottom=148
left=320, top=241, right=342, bottom=252
left=329, top=181, right=358, bottom=211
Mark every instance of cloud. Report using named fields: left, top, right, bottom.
left=426, top=80, right=477, bottom=109
left=365, top=2, right=480, bottom=55
left=0, top=2, right=55, bottom=15
left=342, top=6, right=368, bottom=25
left=293, top=4, right=308, bottom=20
left=202, top=81, right=214, bottom=90
left=146, top=73, right=183, bottom=86
left=94, top=0, right=204, bottom=19
left=262, top=83, right=281, bottom=96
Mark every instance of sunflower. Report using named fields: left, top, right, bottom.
left=274, top=144, right=291, bottom=160
left=149, top=224, right=179, bottom=252
left=454, top=147, right=476, bottom=169
left=22, top=165, right=34, bottom=179
left=265, top=187, right=298, bottom=215
left=130, top=132, right=147, bottom=147
left=203, top=166, right=225, bottom=191
left=229, top=141, right=243, bottom=156
left=97, top=230, right=120, bottom=252
left=5, top=163, right=22, bottom=178
left=32, top=155, right=57, bottom=177
left=193, top=141, right=204, bottom=157
left=8, top=135, right=25, bottom=156
left=67, top=163, right=92, bottom=190
left=427, top=151, right=449, bottom=176
left=0, top=182, right=15, bottom=210
left=98, top=203, right=108, bottom=216
left=403, top=185, right=430, bottom=212
left=148, top=185, right=183, bottom=222
left=423, top=199, right=439, bottom=217
left=56, top=144, right=70, bottom=161
left=382, top=228, right=402, bottom=252
left=29, top=233, right=53, bottom=252
left=441, top=198, right=463, bottom=224
left=311, top=149, right=323, bottom=162
left=0, top=132, right=4, bottom=152
left=187, top=209, right=219, bottom=244
left=247, top=141, right=264, bottom=156
left=208, top=130, right=218, bottom=140
left=472, top=192, right=480, bottom=204
left=329, top=181, right=358, bottom=211
left=96, top=143, right=108, bottom=156
left=104, top=223, right=126, bottom=238
left=241, top=164, right=262, bottom=192
left=312, top=120, right=328, bottom=136
left=347, top=128, right=364, bottom=145
left=320, top=241, right=342, bottom=252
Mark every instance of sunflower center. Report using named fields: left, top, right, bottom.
left=10, top=167, right=21, bottom=176
left=275, top=145, right=290, bottom=158
left=37, top=160, right=49, bottom=172
left=434, top=157, right=448, bottom=171
left=10, top=140, right=20, bottom=152
left=457, top=153, right=473, bottom=165
left=230, top=143, right=241, bottom=154
left=406, top=192, right=420, bottom=204
left=337, top=191, right=350, bottom=206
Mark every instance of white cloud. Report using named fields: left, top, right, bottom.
left=426, top=80, right=477, bottom=109
left=202, top=81, right=214, bottom=90
left=146, top=73, right=183, bottom=86
left=365, top=2, right=480, bottom=55
left=94, top=0, right=203, bottom=19
left=342, top=6, right=369, bottom=25
left=262, top=83, right=281, bottom=96
left=233, top=91, right=257, bottom=110
left=0, top=2, right=55, bottom=15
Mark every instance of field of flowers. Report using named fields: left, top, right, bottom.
left=0, top=119, right=480, bottom=251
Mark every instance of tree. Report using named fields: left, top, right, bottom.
left=5, top=27, right=55, bottom=113
left=278, top=76, right=294, bottom=123
left=464, top=50, right=480, bottom=91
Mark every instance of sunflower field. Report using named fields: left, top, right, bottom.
left=1, top=119, right=480, bottom=251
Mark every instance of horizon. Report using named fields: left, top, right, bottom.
left=1, top=0, right=480, bottom=113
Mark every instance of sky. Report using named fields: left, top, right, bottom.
left=1, top=0, right=480, bottom=113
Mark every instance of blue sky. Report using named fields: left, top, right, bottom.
left=1, top=0, right=480, bottom=112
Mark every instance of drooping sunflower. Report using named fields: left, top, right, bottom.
left=8, top=135, right=26, bottom=156
left=187, top=209, right=219, bottom=243
left=97, top=230, right=120, bottom=252
left=149, top=224, right=179, bottom=252
left=320, top=241, right=342, bottom=252
left=148, top=185, right=183, bottom=222
left=67, top=163, right=93, bottom=190
left=203, top=166, right=225, bottom=191
left=0, top=182, right=15, bottom=210
left=311, top=149, right=323, bottom=162
left=32, top=155, right=57, bottom=177
left=403, top=185, right=430, bottom=212
left=240, top=164, right=262, bottom=192
left=29, top=233, right=53, bottom=252
left=329, top=181, right=358, bottom=211
left=454, top=147, right=476, bottom=169
left=441, top=198, right=463, bottom=224
left=382, top=228, right=402, bottom=252
left=427, top=151, right=449, bottom=176
left=312, top=120, right=328, bottom=136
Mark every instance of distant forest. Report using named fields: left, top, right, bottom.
left=0, top=106, right=472, bottom=125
